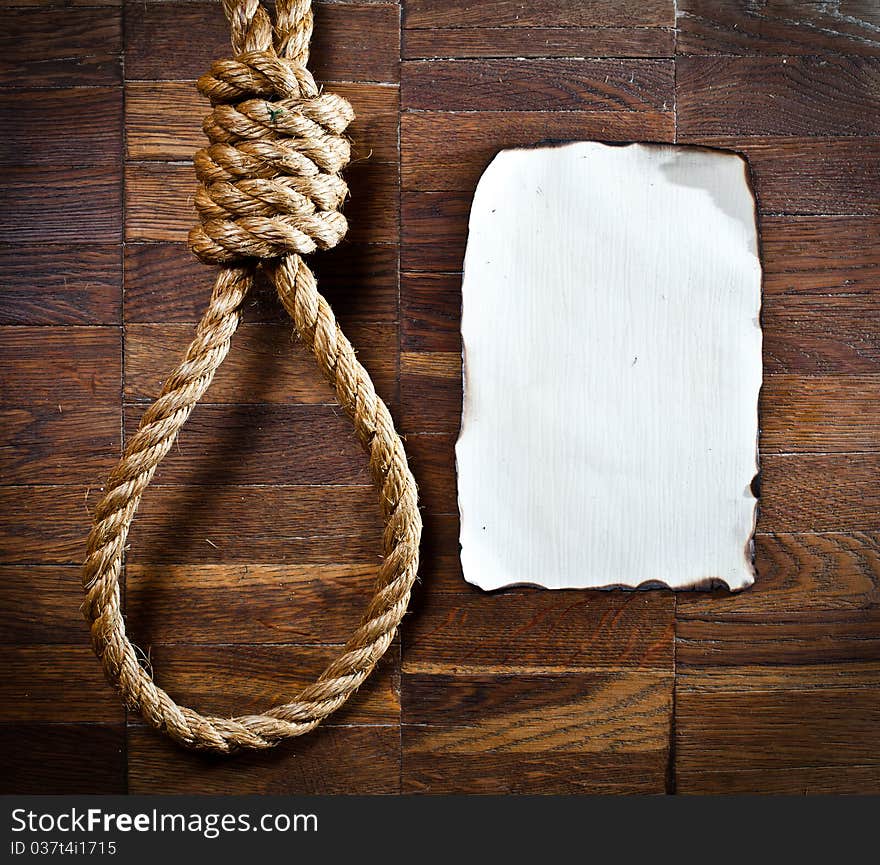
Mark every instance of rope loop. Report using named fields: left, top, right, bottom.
left=81, top=0, right=422, bottom=754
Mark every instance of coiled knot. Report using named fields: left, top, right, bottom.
left=189, top=50, right=355, bottom=265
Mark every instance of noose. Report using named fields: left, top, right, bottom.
left=81, top=0, right=422, bottom=753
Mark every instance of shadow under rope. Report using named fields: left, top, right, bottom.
left=122, top=260, right=383, bottom=668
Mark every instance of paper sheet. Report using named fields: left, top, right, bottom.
left=457, top=142, right=762, bottom=591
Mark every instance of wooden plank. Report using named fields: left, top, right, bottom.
left=140, top=645, right=398, bottom=724
left=400, top=192, right=470, bottom=272
left=1, top=167, right=122, bottom=243
left=404, top=0, right=674, bottom=29
left=677, top=532, right=880, bottom=619
left=0, top=566, right=88, bottom=645
left=403, top=589, right=675, bottom=672
left=0, top=486, right=95, bottom=565
left=0, top=484, right=382, bottom=566
left=402, top=670, right=671, bottom=794
left=676, top=614, right=880, bottom=666
left=401, top=110, right=675, bottom=192
left=123, top=403, right=370, bottom=485
left=0, top=645, right=121, bottom=723
left=676, top=668, right=880, bottom=782
left=679, top=765, right=880, bottom=795
left=679, top=137, right=880, bottom=215
left=124, top=1, right=400, bottom=83
left=125, top=322, right=396, bottom=405
left=415, top=512, right=466, bottom=592
left=404, top=433, right=455, bottom=513
left=403, top=26, right=674, bottom=60
left=401, top=272, right=461, bottom=352
left=0, top=725, right=125, bottom=795
left=1, top=405, right=120, bottom=485
left=404, top=747, right=667, bottom=794
left=677, top=0, right=880, bottom=57
left=0, top=89, right=122, bottom=166
left=0, top=326, right=120, bottom=405
left=126, top=563, right=387, bottom=644
left=764, top=296, right=880, bottom=374
left=125, top=80, right=398, bottom=163
left=125, top=161, right=398, bottom=244
left=761, top=216, right=880, bottom=295
left=0, top=8, right=121, bottom=87
left=761, top=376, right=880, bottom=453
left=760, top=454, right=880, bottom=533
left=677, top=662, right=880, bottom=691
left=124, top=242, right=398, bottom=324
left=125, top=484, right=384, bottom=565
left=402, top=58, right=674, bottom=112
left=677, top=57, right=880, bottom=137
left=399, top=350, right=460, bottom=433
left=128, top=724, right=400, bottom=793
left=0, top=244, right=121, bottom=326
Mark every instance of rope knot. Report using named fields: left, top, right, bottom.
left=188, top=50, right=355, bottom=265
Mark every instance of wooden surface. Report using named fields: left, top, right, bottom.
left=1, top=0, right=878, bottom=795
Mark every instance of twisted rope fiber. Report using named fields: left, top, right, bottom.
left=81, top=0, right=422, bottom=753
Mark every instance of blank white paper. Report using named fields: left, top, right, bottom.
left=457, top=142, right=762, bottom=591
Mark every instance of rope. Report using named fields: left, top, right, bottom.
left=81, top=0, right=422, bottom=754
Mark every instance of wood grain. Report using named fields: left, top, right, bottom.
left=0, top=8, right=121, bottom=87
left=404, top=432, right=455, bottom=513
left=678, top=765, right=880, bottom=795
left=124, top=322, right=396, bottom=405
left=125, top=484, right=384, bottom=565
left=403, top=589, right=675, bottom=672
left=0, top=566, right=88, bottom=644
left=760, top=454, right=880, bottom=532
left=677, top=532, right=880, bottom=618
left=124, top=403, right=370, bottom=485
left=1, top=404, right=120, bottom=485
left=124, top=0, right=400, bottom=83
left=677, top=0, right=880, bottom=57
left=676, top=614, right=880, bottom=666
left=677, top=56, right=880, bottom=137
left=399, top=350, right=461, bottom=433
left=0, top=645, right=122, bottom=723
left=0, top=725, right=125, bottom=795
left=403, top=670, right=671, bottom=794
left=0, top=89, right=123, bottom=166
left=124, top=242, right=398, bottom=324
left=128, top=724, right=401, bottom=794
left=403, top=27, right=674, bottom=60
left=404, top=0, right=673, bottom=29
left=402, top=59, right=674, bottom=112
left=400, top=192, right=470, bottom=271
left=401, top=272, right=461, bottom=352
left=676, top=665, right=880, bottom=788
left=0, top=326, right=120, bottom=405
left=125, top=563, right=389, bottom=645
left=761, top=216, right=880, bottom=295
left=0, top=486, right=102, bottom=565
left=0, top=244, right=121, bottom=326
left=679, top=137, right=880, bottom=215
left=401, top=110, right=674, bottom=192
left=139, top=645, right=399, bottom=724
left=1, top=167, right=122, bottom=243
left=764, top=296, right=880, bottom=374
left=761, top=376, right=880, bottom=453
